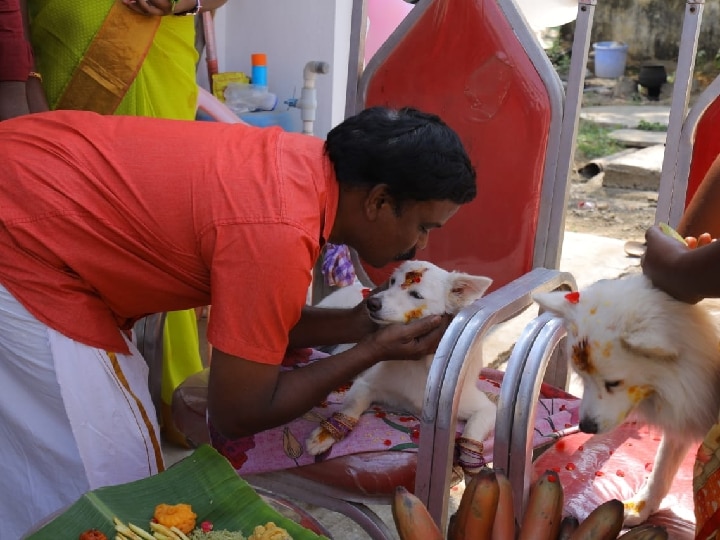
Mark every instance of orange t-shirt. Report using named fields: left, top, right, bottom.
left=0, top=110, right=338, bottom=364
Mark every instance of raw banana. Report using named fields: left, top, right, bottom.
left=617, top=523, right=669, bottom=540
left=558, top=515, right=580, bottom=540
left=449, top=467, right=499, bottom=540
left=391, top=485, right=443, bottom=540
left=518, top=470, right=564, bottom=540
left=491, top=470, right=516, bottom=540
left=568, top=499, right=624, bottom=540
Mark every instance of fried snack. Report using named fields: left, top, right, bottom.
left=153, top=503, right=197, bottom=535
left=247, top=522, right=292, bottom=540
left=79, top=529, right=108, bottom=540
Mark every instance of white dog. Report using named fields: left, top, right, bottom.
left=306, top=260, right=495, bottom=473
left=534, top=274, right=720, bottom=525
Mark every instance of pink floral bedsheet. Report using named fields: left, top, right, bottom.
left=210, top=351, right=580, bottom=475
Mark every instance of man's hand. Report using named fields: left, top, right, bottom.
left=357, top=314, right=451, bottom=361
left=642, top=225, right=704, bottom=303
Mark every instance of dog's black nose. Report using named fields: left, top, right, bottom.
left=366, top=297, right=382, bottom=313
left=579, top=418, right=598, bottom=434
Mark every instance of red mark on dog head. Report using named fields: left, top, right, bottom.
left=572, top=338, right=594, bottom=373
left=361, top=288, right=371, bottom=299
left=565, top=291, right=580, bottom=304
left=401, top=269, right=426, bottom=289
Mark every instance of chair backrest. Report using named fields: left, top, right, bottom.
left=344, top=0, right=579, bottom=290
left=656, top=0, right=720, bottom=226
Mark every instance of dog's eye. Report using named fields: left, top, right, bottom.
left=389, top=278, right=396, bottom=286
left=604, top=380, right=622, bottom=393
left=409, top=290, right=424, bottom=300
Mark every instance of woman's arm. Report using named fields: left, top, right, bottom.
left=122, top=0, right=228, bottom=16
left=678, top=154, right=720, bottom=238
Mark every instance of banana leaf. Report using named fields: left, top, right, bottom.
left=27, top=445, right=328, bottom=540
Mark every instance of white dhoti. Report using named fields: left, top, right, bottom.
left=0, top=284, right=163, bottom=539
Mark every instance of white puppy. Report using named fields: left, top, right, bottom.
left=306, top=260, right=495, bottom=473
left=534, top=274, right=720, bottom=525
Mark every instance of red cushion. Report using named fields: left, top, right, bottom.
left=532, top=419, right=695, bottom=539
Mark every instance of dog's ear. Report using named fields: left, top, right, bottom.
left=532, top=290, right=578, bottom=320
left=620, top=322, right=679, bottom=360
left=447, top=274, right=493, bottom=312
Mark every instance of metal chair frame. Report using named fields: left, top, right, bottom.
left=246, top=0, right=594, bottom=537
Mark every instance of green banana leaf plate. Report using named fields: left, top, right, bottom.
left=27, top=445, right=328, bottom=540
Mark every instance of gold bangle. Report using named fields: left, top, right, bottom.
left=28, top=71, right=42, bottom=82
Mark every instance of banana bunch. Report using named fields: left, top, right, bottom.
left=391, top=468, right=669, bottom=540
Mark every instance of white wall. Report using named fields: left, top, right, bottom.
left=206, top=1, right=353, bottom=139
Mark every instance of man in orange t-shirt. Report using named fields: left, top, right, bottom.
left=0, top=106, right=476, bottom=536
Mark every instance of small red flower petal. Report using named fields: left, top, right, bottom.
left=564, top=291, right=580, bottom=304
left=383, top=439, right=392, bottom=446
left=201, top=521, right=214, bottom=533
left=616, top=470, right=625, bottom=477
left=565, top=462, right=576, bottom=471
left=595, top=471, right=604, bottom=477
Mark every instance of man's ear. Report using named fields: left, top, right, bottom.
left=365, top=184, right=392, bottom=219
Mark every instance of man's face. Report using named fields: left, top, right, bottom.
left=357, top=199, right=460, bottom=268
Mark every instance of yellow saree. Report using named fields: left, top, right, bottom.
left=29, top=0, right=199, bottom=119
left=28, top=0, right=203, bottom=442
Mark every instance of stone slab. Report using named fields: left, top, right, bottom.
left=580, top=105, right=670, bottom=128
left=608, top=128, right=667, bottom=147
left=602, top=144, right=665, bottom=190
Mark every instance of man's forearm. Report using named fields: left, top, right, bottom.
left=288, top=305, right=374, bottom=349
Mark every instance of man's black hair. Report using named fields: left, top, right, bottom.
left=324, top=106, right=477, bottom=207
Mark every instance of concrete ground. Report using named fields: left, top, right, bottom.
left=162, top=230, right=642, bottom=540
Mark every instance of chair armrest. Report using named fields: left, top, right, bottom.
left=415, top=267, right=577, bottom=528
left=495, top=313, right=569, bottom=519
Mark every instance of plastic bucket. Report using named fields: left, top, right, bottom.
left=593, top=41, right=629, bottom=78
